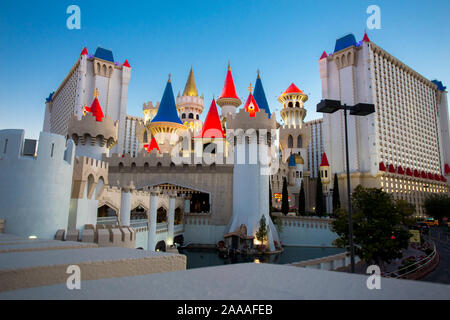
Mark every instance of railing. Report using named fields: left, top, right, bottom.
left=384, top=242, right=437, bottom=279
left=289, top=252, right=358, bottom=271
left=130, top=219, right=148, bottom=229
left=96, top=216, right=118, bottom=226
left=157, top=222, right=168, bottom=232
left=174, top=224, right=184, bottom=234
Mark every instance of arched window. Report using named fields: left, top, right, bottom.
left=295, top=101, right=300, bottom=108
left=288, top=101, right=293, bottom=108
left=189, top=113, right=194, bottom=119
left=297, top=135, right=302, bottom=148
left=182, top=113, right=186, bottom=119
left=288, top=135, right=293, bottom=148
left=196, top=114, right=199, bottom=120
left=143, top=131, right=148, bottom=143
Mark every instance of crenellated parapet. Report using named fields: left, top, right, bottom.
left=227, top=108, right=277, bottom=132
left=72, top=156, right=109, bottom=199
left=55, top=224, right=136, bottom=249
left=67, top=113, right=118, bottom=149
left=104, top=151, right=234, bottom=170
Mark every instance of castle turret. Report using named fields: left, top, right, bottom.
left=278, top=83, right=308, bottom=128
left=320, top=152, right=331, bottom=186
left=253, top=70, right=272, bottom=116
left=216, top=62, right=241, bottom=121
left=148, top=75, right=186, bottom=153
left=226, top=93, right=280, bottom=252
left=176, top=67, right=204, bottom=136
left=288, top=153, right=304, bottom=187
left=278, top=83, right=310, bottom=162
left=68, top=89, right=118, bottom=161
left=143, top=101, right=159, bottom=124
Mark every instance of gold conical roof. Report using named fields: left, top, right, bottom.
left=182, top=66, right=198, bottom=97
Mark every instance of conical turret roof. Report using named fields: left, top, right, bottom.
left=200, top=98, right=225, bottom=138
left=253, top=71, right=271, bottom=116
left=151, top=77, right=183, bottom=125
left=144, top=137, right=161, bottom=153
left=243, top=92, right=260, bottom=117
left=320, top=152, right=330, bottom=166
left=219, top=63, right=239, bottom=100
left=182, top=66, right=198, bottom=97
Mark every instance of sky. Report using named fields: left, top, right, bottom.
left=0, top=0, right=449, bottom=139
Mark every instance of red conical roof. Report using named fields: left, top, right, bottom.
left=320, top=153, right=330, bottom=166
left=81, top=45, right=88, bottom=56
left=219, top=64, right=239, bottom=100
left=201, top=98, right=225, bottom=138
left=84, top=96, right=104, bottom=122
left=320, top=51, right=328, bottom=60
left=282, top=83, right=305, bottom=96
left=123, top=59, right=131, bottom=68
left=144, top=137, right=161, bottom=154
left=243, top=92, right=260, bottom=117
left=362, top=32, right=370, bottom=42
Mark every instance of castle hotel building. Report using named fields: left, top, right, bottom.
left=319, top=33, right=449, bottom=216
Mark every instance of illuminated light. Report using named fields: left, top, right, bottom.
left=156, top=249, right=160, bottom=252
left=391, top=236, right=396, bottom=240
left=28, top=235, right=37, bottom=239
left=254, top=259, right=260, bottom=264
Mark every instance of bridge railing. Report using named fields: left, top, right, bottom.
left=276, top=215, right=334, bottom=230
left=96, top=216, right=118, bottom=226
left=130, top=219, right=148, bottom=229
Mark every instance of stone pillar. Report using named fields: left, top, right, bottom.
left=120, top=184, right=133, bottom=226
left=184, top=194, right=192, bottom=214
left=167, top=192, right=176, bottom=247
left=147, top=188, right=159, bottom=252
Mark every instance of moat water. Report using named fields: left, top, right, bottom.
left=179, top=246, right=345, bottom=269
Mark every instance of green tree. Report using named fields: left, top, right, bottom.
left=256, top=215, right=268, bottom=243
left=298, top=180, right=306, bottom=216
left=281, top=177, right=289, bottom=215
left=331, top=185, right=410, bottom=267
left=332, top=173, right=341, bottom=212
left=395, top=199, right=416, bottom=227
left=315, top=177, right=324, bottom=216
left=423, top=194, right=450, bottom=222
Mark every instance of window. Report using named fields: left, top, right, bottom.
left=297, top=135, right=302, bottom=148
left=189, top=113, right=194, bottom=119
left=288, top=135, right=293, bottom=148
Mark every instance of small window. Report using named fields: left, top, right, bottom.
left=189, top=113, right=194, bottom=119
left=51, top=143, right=55, bottom=157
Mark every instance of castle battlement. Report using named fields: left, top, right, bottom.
left=56, top=225, right=136, bottom=249
left=0, top=129, right=75, bottom=165
left=105, top=151, right=234, bottom=169
left=227, top=108, right=277, bottom=131
left=68, top=114, right=118, bottom=148
left=72, top=156, right=109, bottom=199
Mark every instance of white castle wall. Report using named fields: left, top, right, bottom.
left=277, top=216, right=338, bottom=247
left=0, top=130, right=75, bottom=239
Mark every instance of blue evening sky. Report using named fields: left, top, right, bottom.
left=0, top=0, right=449, bottom=139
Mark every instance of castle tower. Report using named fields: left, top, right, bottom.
left=0, top=130, right=75, bottom=239
left=67, top=89, right=119, bottom=161
left=216, top=62, right=241, bottom=121
left=226, top=93, right=280, bottom=252
left=278, top=83, right=310, bottom=162
left=148, top=75, right=186, bottom=153
left=176, top=67, right=204, bottom=136
left=319, top=152, right=332, bottom=214
left=288, top=153, right=304, bottom=187
left=143, top=101, right=159, bottom=124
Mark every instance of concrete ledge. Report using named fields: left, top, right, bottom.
left=0, top=241, right=97, bottom=253
left=0, top=247, right=186, bottom=292
left=0, top=263, right=448, bottom=300
left=81, top=229, right=95, bottom=243
left=66, top=230, right=79, bottom=242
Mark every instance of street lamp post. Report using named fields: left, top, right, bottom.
left=317, top=99, right=375, bottom=273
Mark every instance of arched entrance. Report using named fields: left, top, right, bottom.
left=97, top=204, right=118, bottom=226
left=157, top=207, right=167, bottom=223
left=131, top=205, right=147, bottom=220
left=155, top=240, right=166, bottom=252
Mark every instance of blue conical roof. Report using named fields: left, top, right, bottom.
left=151, top=80, right=183, bottom=125
left=288, top=154, right=296, bottom=167
left=253, top=74, right=271, bottom=116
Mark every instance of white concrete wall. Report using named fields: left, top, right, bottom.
left=0, top=130, right=75, bottom=239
